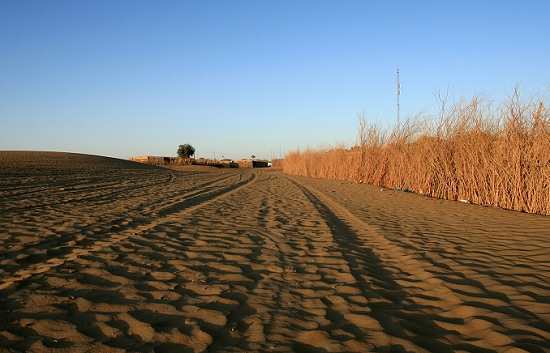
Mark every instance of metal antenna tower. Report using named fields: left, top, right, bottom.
left=396, top=67, right=401, bottom=126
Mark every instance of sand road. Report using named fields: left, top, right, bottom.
left=0, top=152, right=549, bottom=353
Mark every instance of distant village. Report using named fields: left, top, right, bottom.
left=129, top=155, right=272, bottom=168
left=129, top=144, right=282, bottom=169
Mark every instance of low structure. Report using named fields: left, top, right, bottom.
left=237, top=159, right=270, bottom=168
left=252, top=160, right=269, bottom=168
left=129, top=156, right=191, bottom=166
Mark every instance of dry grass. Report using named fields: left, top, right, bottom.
left=283, top=92, right=550, bottom=215
left=271, top=158, right=284, bottom=169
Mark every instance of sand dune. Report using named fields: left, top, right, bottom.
left=1, top=152, right=549, bottom=352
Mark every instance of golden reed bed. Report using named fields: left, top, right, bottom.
left=283, top=93, right=550, bottom=215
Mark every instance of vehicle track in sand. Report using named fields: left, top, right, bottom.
left=0, top=171, right=255, bottom=291
left=0, top=170, right=240, bottom=273
left=1, top=154, right=549, bottom=353
left=291, top=178, right=550, bottom=352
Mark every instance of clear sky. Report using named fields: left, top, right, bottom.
left=1, top=0, right=549, bottom=159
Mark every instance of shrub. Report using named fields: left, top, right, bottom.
left=177, top=144, right=195, bottom=158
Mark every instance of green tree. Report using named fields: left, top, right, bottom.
left=177, top=144, right=195, bottom=158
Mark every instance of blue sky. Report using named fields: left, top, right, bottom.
left=1, top=0, right=549, bottom=159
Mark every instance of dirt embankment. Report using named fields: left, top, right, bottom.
left=0, top=152, right=549, bottom=353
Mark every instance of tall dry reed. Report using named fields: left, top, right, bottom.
left=283, top=93, right=550, bottom=215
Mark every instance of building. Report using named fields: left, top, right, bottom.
left=129, top=156, right=191, bottom=166
left=236, top=159, right=270, bottom=168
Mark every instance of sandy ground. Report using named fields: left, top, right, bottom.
left=0, top=152, right=549, bottom=353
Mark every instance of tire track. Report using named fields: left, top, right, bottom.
left=0, top=171, right=165, bottom=206
left=289, top=176, right=533, bottom=352
left=0, top=170, right=224, bottom=213
left=2, top=164, right=547, bottom=352
left=0, top=172, right=237, bottom=265
left=0, top=171, right=256, bottom=292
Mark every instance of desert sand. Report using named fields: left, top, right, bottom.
left=0, top=152, right=549, bottom=353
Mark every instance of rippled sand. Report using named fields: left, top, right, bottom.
left=1, top=152, right=549, bottom=353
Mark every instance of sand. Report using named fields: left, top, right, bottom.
left=0, top=151, right=549, bottom=353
